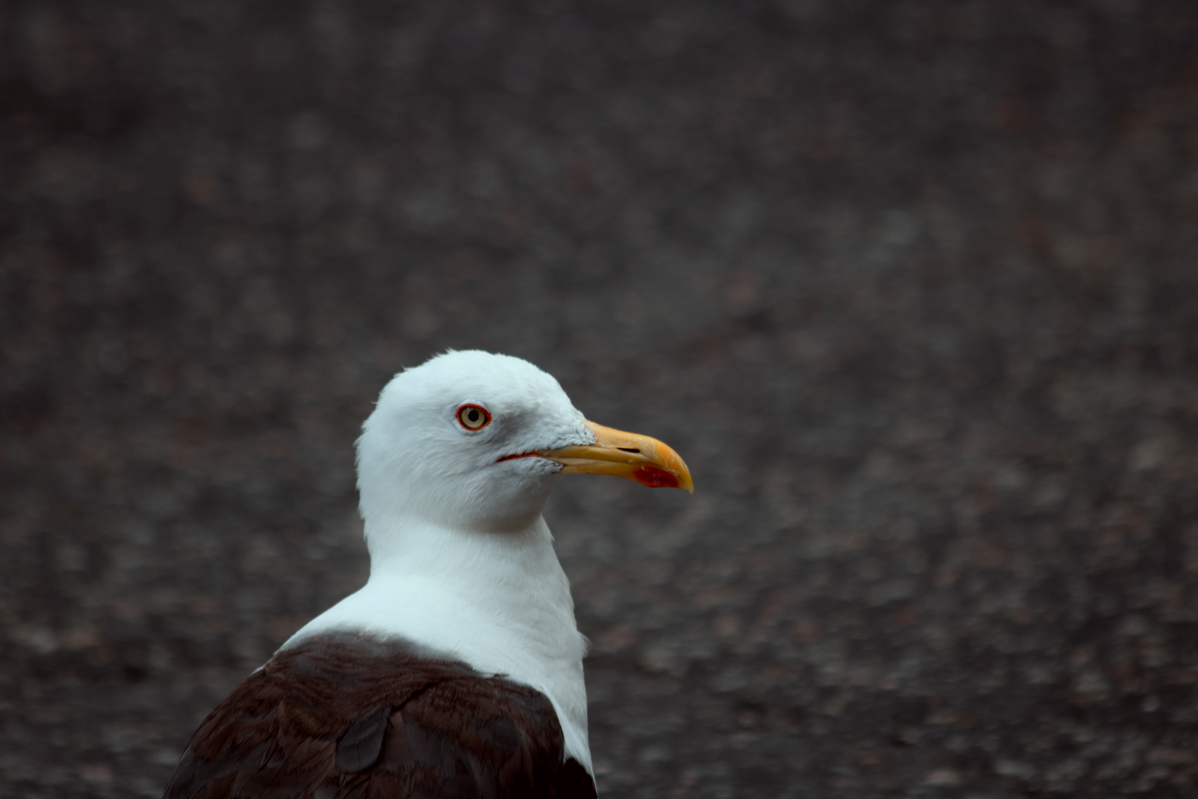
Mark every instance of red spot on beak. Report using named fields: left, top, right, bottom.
left=633, top=465, right=680, bottom=489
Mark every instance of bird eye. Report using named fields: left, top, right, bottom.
left=456, top=404, right=491, bottom=430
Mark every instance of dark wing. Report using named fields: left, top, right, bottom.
left=164, top=633, right=597, bottom=799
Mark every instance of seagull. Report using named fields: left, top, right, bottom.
left=164, top=350, right=693, bottom=798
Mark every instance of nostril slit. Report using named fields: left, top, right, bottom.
left=617, top=447, right=640, bottom=453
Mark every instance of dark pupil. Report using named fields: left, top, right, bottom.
left=466, top=409, right=479, bottom=424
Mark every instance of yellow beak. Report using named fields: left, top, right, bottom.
left=540, top=420, right=694, bottom=493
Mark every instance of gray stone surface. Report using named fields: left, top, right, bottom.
left=3, top=1, right=1198, bottom=796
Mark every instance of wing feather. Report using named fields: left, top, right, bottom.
left=164, top=634, right=597, bottom=799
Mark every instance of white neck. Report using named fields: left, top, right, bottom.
left=284, top=513, right=593, bottom=773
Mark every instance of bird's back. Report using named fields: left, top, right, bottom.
left=164, top=633, right=597, bottom=799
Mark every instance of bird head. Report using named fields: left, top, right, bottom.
left=356, top=350, right=692, bottom=535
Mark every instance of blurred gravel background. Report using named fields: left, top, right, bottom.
left=3, top=1, right=1198, bottom=796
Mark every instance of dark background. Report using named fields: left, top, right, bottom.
left=3, top=1, right=1198, bottom=796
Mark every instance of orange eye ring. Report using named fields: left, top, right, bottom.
left=456, top=404, right=491, bottom=430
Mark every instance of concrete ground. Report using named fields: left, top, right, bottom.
left=3, top=1, right=1198, bottom=796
